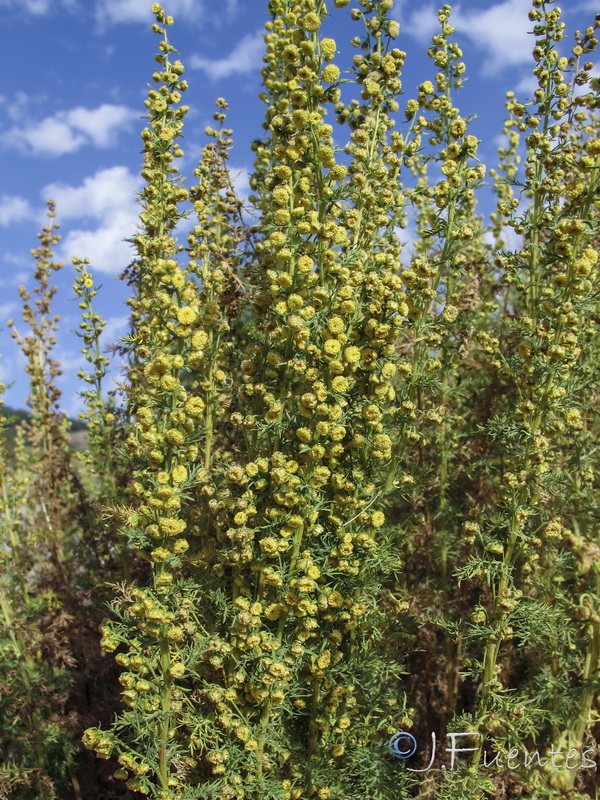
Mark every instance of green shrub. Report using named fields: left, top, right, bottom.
left=1, top=2, right=598, bottom=799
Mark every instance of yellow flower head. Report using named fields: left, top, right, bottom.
left=374, top=434, right=392, bottom=451
left=300, top=12, right=321, bottom=32
left=322, top=64, right=340, bottom=83
left=324, top=338, right=342, bottom=356
left=362, top=403, right=382, bottom=422
left=321, top=38, right=337, bottom=61
left=191, top=330, right=208, bottom=349
left=331, top=376, right=349, bottom=394
left=330, top=164, right=347, bottom=181
left=265, top=603, right=283, bottom=620
left=327, top=317, right=344, bottom=335
left=371, top=510, right=386, bottom=528
left=171, top=464, right=188, bottom=484
left=185, top=396, right=205, bottom=418
left=297, top=255, right=314, bottom=273
left=343, top=345, right=360, bottom=364
left=327, top=590, right=343, bottom=607
left=296, top=427, right=312, bottom=443
left=273, top=209, right=291, bottom=226
left=176, top=306, right=198, bottom=326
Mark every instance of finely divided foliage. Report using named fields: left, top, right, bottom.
left=0, top=1, right=598, bottom=799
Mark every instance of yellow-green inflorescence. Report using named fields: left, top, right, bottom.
left=77, top=2, right=600, bottom=800
left=82, top=7, right=241, bottom=798
left=201, top=1, right=418, bottom=799
left=454, top=2, right=600, bottom=791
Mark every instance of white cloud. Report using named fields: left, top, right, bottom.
left=4, top=91, right=38, bottom=124
left=0, top=0, right=237, bottom=23
left=3, top=104, right=138, bottom=157
left=0, top=262, right=28, bottom=287
left=0, top=0, right=52, bottom=13
left=213, top=164, right=256, bottom=226
left=95, top=0, right=241, bottom=26
left=60, top=222, right=138, bottom=275
left=395, top=219, right=420, bottom=258
left=452, top=0, right=533, bottom=75
left=0, top=353, right=23, bottom=388
left=96, top=0, right=203, bottom=25
left=190, top=31, right=264, bottom=81
left=229, top=164, right=259, bottom=222
left=102, top=314, right=129, bottom=343
left=573, top=0, right=599, bottom=10
left=400, top=3, right=438, bottom=43
left=575, top=63, right=600, bottom=96
left=1, top=254, right=28, bottom=270
left=0, top=301, right=18, bottom=321
left=9, top=116, right=85, bottom=156
left=43, top=166, right=142, bottom=274
left=516, top=62, right=600, bottom=99
left=0, top=196, right=32, bottom=226
left=0, top=0, right=200, bottom=22
left=45, top=166, right=139, bottom=219
left=400, top=0, right=533, bottom=75
left=52, top=346, right=89, bottom=415
left=0, top=358, right=12, bottom=384
left=0, top=0, right=77, bottom=14
left=515, top=73, right=538, bottom=98
left=230, top=165, right=250, bottom=200
left=484, top=225, right=523, bottom=252
left=54, top=347, right=87, bottom=373
left=62, top=105, right=140, bottom=148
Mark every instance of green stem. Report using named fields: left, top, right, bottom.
left=306, top=677, right=322, bottom=797
left=158, top=624, right=173, bottom=790
left=256, top=701, right=271, bottom=784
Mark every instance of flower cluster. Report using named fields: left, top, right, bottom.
left=2, top=2, right=598, bottom=800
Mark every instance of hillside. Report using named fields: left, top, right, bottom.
left=0, top=404, right=87, bottom=451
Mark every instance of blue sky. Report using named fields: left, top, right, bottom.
left=0, top=0, right=597, bottom=415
